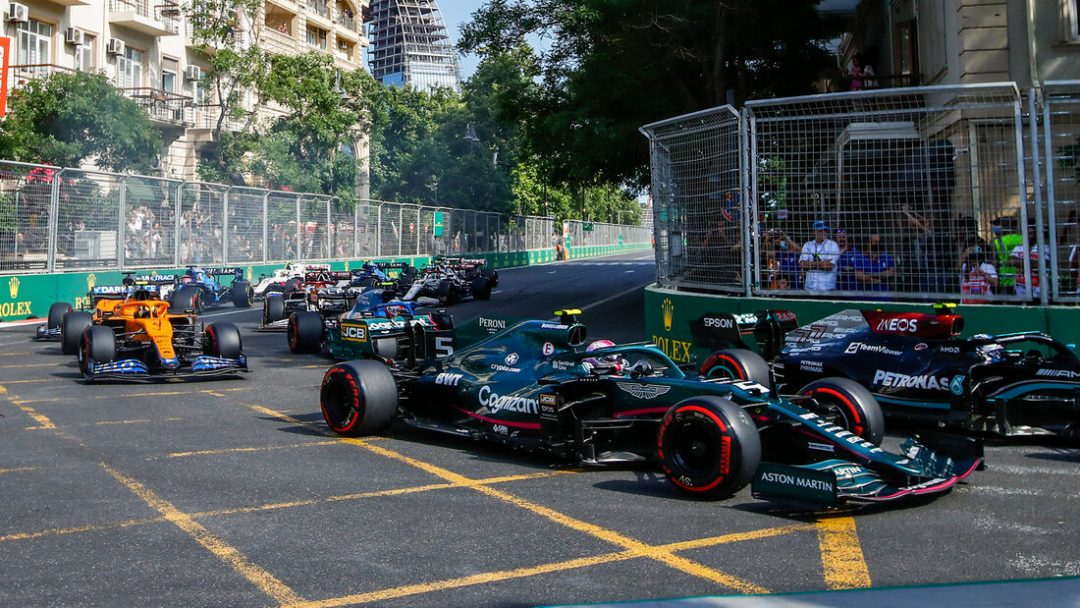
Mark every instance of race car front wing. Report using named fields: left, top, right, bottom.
left=84, top=354, right=249, bottom=382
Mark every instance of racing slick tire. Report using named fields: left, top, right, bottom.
left=204, top=322, right=243, bottom=359
left=699, top=349, right=773, bottom=391
left=79, top=326, right=116, bottom=378
left=798, top=377, right=885, bottom=446
left=169, top=286, right=203, bottom=314
left=48, top=302, right=73, bottom=330
left=230, top=280, right=253, bottom=308
left=436, top=279, right=457, bottom=305
left=61, top=311, right=93, bottom=355
left=263, top=296, right=287, bottom=326
left=658, top=396, right=761, bottom=499
left=482, top=267, right=499, bottom=288
left=471, top=276, right=492, bottom=301
left=288, top=311, right=324, bottom=354
left=320, top=360, right=398, bottom=437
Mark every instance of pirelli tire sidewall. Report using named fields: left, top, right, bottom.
left=205, top=322, right=243, bottom=359
left=657, top=396, right=761, bottom=499
left=263, top=296, right=287, bottom=326
left=48, top=302, right=73, bottom=330
left=80, top=325, right=117, bottom=378
left=288, top=311, right=324, bottom=354
left=320, top=360, right=399, bottom=437
left=699, top=348, right=773, bottom=391
left=61, top=311, right=94, bottom=356
left=798, top=377, right=885, bottom=446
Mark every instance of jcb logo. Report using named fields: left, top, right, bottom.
left=8, top=277, right=19, bottom=299
left=341, top=325, right=367, bottom=342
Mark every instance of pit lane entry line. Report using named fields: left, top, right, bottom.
left=249, top=404, right=772, bottom=598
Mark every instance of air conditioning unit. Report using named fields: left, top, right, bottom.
left=6, top=3, right=29, bottom=23
left=107, top=38, right=126, bottom=56
left=65, top=28, right=85, bottom=46
left=184, top=65, right=202, bottom=81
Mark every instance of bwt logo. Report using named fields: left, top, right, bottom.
left=662, top=298, right=674, bottom=331
left=8, top=277, right=19, bottom=299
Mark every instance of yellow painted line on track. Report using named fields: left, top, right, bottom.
left=0, top=466, right=40, bottom=475
left=816, top=516, right=871, bottom=589
left=247, top=404, right=768, bottom=596
left=101, top=462, right=304, bottom=605
left=0, top=379, right=50, bottom=384
left=289, top=524, right=810, bottom=608
left=12, top=401, right=56, bottom=429
left=167, top=440, right=340, bottom=458
left=0, top=517, right=166, bottom=543
left=96, top=417, right=184, bottom=426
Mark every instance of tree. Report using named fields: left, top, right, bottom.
left=460, top=0, right=839, bottom=188
left=0, top=71, right=162, bottom=172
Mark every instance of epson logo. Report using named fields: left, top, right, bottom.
left=341, top=325, right=367, bottom=341
left=435, top=372, right=463, bottom=386
left=478, top=385, right=538, bottom=415
left=480, top=317, right=506, bottom=330
left=703, top=316, right=734, bottom=329
left=876, top=318, right=919, bottom=333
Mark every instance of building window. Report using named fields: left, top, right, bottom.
left=75, top=36, right=96, bottom=72
left=161, top=57, right=178, bottom=92
left=117, top=46, right=144, bottom=88
left=16, top=19, right=53, bottom=66
left=306, top=25, right=328, bottom=50
left=1071, top=0, right=1080, bottom=39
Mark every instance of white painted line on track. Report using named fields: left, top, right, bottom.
left=580, top=283, right=651, bottom=312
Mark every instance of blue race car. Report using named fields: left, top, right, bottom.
left=166, top=266, right=253, bottom=313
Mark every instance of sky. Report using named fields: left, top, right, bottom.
left=437, top=0, right=487, bottom=79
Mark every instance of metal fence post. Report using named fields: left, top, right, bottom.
left=295, top=195, right=302, bottom=260
left=262, top=191, right=270, bottom=264
left=222, top=186, right=231, bottom=265
left=740, top=109, right=752, bottom=298
left=1028, top=90, right=1049, bottom=306
left=174, top=182, right=184, bottom=267
left=326, top=197, right=333, bottom=259
left=1014, top=91, right=1034, bottom=302
left=46, top=169, right=63, bottom=273
left=398, top=205, right=403, bottom=256
left=376, top=203, right=382, bottom=257
left=117, top=176, right=129, bottom=270
left=1043, top=86, right=1061, bottom=302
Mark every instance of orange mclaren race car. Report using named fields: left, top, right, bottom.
left=70, top=292, right=248, bottom=382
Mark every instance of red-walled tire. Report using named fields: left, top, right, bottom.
left=320, top=360, right=398, bottom=437
left=79, top=326, right=116, bottom=378
left=657, top=396, right=761, bottom=499
left=288, top=311, right=324, bottom=354
left=798, top=377, right=885, bottom=445
left=48, top=302, right=73, bottom=330
left=204, top=322, right=242, bottom=359
left=699, top=349, right=772, bottom=391
left=61, top=311, right=93, bottom=355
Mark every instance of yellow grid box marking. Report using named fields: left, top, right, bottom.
left=817, top=516, right=872, bottom=589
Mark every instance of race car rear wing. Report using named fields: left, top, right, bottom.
left=194, top=267, right=244, bottom=278
left=686, top=310, right=798, bottom=361
left=433, top=257, right=487, bottom=269
left=304, top=271, right=353, bottom=283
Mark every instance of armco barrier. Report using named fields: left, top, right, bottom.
left=0, top=243, right=653, bottom=322
left=644, top=285, right=1080, bottom=368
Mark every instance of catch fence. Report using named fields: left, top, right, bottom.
left=0, top=162, right=651, bottom=274
left=641, top=82, right=1080, bottom=305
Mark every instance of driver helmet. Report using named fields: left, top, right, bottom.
left=583, top=339, right=624, bottom=374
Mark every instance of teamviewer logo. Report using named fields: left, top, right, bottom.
left=8, top=276, right=19, bottom=299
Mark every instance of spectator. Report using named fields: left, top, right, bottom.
left=853, top=234, right=896, bottom=293
left=991, top=216, right=1023, bottom=292
left=799, top=220, right=840, bottom=292
left=767, top=230, right=801, bottom=290
left=1009, top=226, right=1049, bottom=300
left=960, top=245, right=999, bottom=304
left=834, top=228, right=860, bottom=291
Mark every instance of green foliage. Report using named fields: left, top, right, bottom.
left=460, top=0, right=838, bottom=187
left=0, top=71, right=162, bottom=172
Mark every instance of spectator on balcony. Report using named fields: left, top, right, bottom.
left=799, top=220, right=839, bottom=292
left=991, top=216, right=1023, bottom=292
left=959, top=245, right=998, bottom=304
left=852, top=233, right=895, bottom=295
left=848, top=54, right=876, bottom=91
left=1009, top=225, right=1049, bottom=301
left=766, top=229, right=801, bottom=290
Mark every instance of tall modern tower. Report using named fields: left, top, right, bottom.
left=367, top=0, right=461, bottom=92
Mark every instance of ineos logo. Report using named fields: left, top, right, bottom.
left=876, top=318, right=919, bottom=333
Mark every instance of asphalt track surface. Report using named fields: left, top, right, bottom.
left=0, top=251, right=1078, bottom=607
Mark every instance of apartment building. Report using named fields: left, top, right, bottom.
left=0, top=0, right=370, bottom=182
left=836, top=0, right=1080, bottom=89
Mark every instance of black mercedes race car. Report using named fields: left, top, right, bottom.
left=317, top=310, right=980, bottom=509
left=689, top=305, right=1080, bottom=444
left=400, top=257, right=497, bottom=305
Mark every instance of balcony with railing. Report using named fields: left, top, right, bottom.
left=191, top=105, right=247, bottom=133
left=5, top=64, right=77, bottom=91
left=304, top=0, right=331, bottom=23
left=109, top=0, right=180, bottom=37
left=118, top=88, right=194, bottom=128
left=263, top=26, right=299, bottom=55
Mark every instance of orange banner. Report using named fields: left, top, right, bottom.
left=0, top=36, right=10, bottom=118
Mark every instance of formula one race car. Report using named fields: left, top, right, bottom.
left=349, top=262, right=417, bottom=292
left=287, top=285, right=454, bottom=360
left=689, top=305, right=1080, bottom=444
left=260, top=270, right=358, bottom=330
left=74, top=294, right=248, bottom=382
left=35, top=273, right=179, bottom=353
left=317, top=311, right=979, bottom=508
left=164, top=266, right=253, bottom=313
left=400, top=257, right=497, bottom=304
left=252, top=262, right=328, bottom=298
